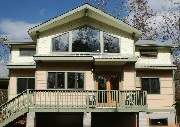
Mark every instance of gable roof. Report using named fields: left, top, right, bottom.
left=28, top=4, right=142, bottom=40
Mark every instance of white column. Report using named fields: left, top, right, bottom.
left=83, top=112, right=91, bottom=127
left=26, top=112, right=35, bottom=127
left=139, top=112, right=147, bottom=127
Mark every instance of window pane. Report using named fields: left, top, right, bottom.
left=17, top=78, right=27, bottom=94
left=141, top=78, right=150, bottom=93
left=48, top=73, right=56, bottom=88
left=98, top=75, right=106, bottom=90
left=52, top=33, right=69, bottom=52
left=140, top=50, right=158, bottom=58
left=151, top=78, right=160, bottom=94
left=57, top=72, right=65, bottom=89
left=76, top=73, right=84, bottom=88
left=28, top=78, right=35, bottom=89
left=20, top=48, right=36, bottom=56
left=150, top=118, right=168, bottom=126
left=104, top=33, right=119, bottom=53
left=72, top=26, right=100, bottom=52
left=68, top=73, right=75, bottom=88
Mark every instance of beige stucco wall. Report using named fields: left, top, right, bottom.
left=136, top=70, right=174, bottom=110
left=135, top=47, right=172, bottom=65
left=123, top=63, right=135, bottom=90
left=37, top=17, right=135, bottom=56
left=11, top=45, right=35, bottom=63
left=9, top=69, right=35, bottom=99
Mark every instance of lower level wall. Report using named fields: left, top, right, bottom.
left=139, top=112, right=176, bottom=127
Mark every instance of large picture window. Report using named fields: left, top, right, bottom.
left=17, top=78, right=35, bottom=94
left=141, top=78, right=160, bottom=94
left=48, top=72, right=84, bottom=89
left=72, top=26, right=100, bottom=52
left=20, top=48, right=36, bottom=56
left=52, top=33, right=69, bottom=52
left=104, top=33, right=120, bottom=53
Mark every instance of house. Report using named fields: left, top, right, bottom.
left=0, top=4, right=177, bottom=127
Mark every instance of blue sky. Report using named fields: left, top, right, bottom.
left=0, top=0, right=179, bottom=40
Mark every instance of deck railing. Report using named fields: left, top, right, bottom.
left=0, top=90, right=147, bottom=126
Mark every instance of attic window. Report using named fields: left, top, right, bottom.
left=104, top=33, right=120, bottom=53
left=140, top=50, right=158, bottom=58
left=72, top=25, right=100, bottom=52
left=52, top=33, right=69, bottom=52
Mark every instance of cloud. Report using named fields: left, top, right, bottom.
left=39, top=9, right=46, bottom=16
left=0, top=19, right=40, bottom=39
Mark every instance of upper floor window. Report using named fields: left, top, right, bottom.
left=48, top=72, right=84, bottom=89
left=52, top=33, right=69, bottom=52
left=140, top=50, right=158, bottom=58
left=141, top=78, right=160, bottom=94
left=104, top=33, right=120, bottom=53
left=20, top=48, right=36, bottom=56
left=72, top=26, right=100, bottom=52
left=17, top=78, right=35, bottom=94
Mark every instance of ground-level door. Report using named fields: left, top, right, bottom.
left=96, top=73, right=122, bottom=106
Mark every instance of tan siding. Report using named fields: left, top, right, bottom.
left=136, top=70, right=174, bottom=110
left=37, top=62, right=94, bottom=90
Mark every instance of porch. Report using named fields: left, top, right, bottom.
left=0, top=90, right=147, bottom=126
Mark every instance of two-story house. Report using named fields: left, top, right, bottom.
left=0, top=4, right=177, bottom=127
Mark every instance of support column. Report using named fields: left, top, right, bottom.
left=83, top=112, right=91, bottom=127
left=139, top=112, right=147, bottom=127
left=26, top=112, right=35, bottom=127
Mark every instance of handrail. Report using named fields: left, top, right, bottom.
left=0, top=90, right=147, bottom=126
left=0, top=90, right=27, bottom=108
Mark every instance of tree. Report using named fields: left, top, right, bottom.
left=0, top=36, right=9, bottom=64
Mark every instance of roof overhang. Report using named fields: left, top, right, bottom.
left=33, top=54, right=137, bottom=65
left=136, top=65, right=177, bottom=70
left=28, top=4, right=142, bottom=40
left=7, top=62, right=36, bottom=69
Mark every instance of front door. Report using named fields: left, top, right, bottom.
left=96, top=74, right=122, bottom=105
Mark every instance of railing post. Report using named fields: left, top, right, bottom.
left=27, top=89, right=29, bottom=112
left=87, top=91, right=89, bottom=112
left=57, top=91, right=59, bottom=112
left=121, top=91, right=125, bottom=107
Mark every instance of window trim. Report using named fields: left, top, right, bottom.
left=47, top=71, right=85, bottom=90
left=141, top=77, right=161, bottom=94
left=19, top=48, right=36, bottom=56
left=140, top=49, right=158, bottom=58
left=17, top=77, right=35, bottom=94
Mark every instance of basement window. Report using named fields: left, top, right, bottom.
left=149, top=118, right=168, bottom=126
left=140, top=50, right=158, bottom=58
